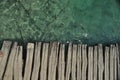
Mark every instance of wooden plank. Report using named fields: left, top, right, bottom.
left=48, top=42, right=59, bottom=80
left=118, top=57, right=120, bottom=80
left=116, top=44, right=119, bottom=80
left=23, top=43, right=34, bottom=80
left=93, top=46, right=98, bottom=80
left=110, top=45, right=117, bottom=80
left=0, top=41, right=12, bottom=79
left=104, top=47, right=109, bottom=80
left=40, top=43, right=49, bottom=80
left=13, top=46, right=23, bottom=80
left=52, top=42, right=59, bottom=80
left=88, top=47, right=93, bottom=80
left=114, top=46, right=117, bottom=80
left=17, top=46, right=23, bottom=80
left=71, top=44, right=77, bottom=80
left=110, top=45, right=115, bottom=80
left=65, top=43, right=72, bottom=80
left=1, top=41, right=120, bottom=80
left=77, top=44, right=82, bottom=80
left=58, top=44, right=65, bottom=80
left=116, top=44, right=120, bottom=80
left=82, top=44, right=87, bottom=80
left=31, top=42, right=41, bottom=80
left=13, top=46, right=19, bottom=80
left=0, top=51, right=3, bottom=64
left=98, top=44, right=104, bottom=80
left=3, top=42, right=18, bottom=80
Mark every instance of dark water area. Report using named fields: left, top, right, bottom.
left=0, top=0, right=120, bottom=45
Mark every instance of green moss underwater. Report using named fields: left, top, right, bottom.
left=0, top=0, right=120, bottom=45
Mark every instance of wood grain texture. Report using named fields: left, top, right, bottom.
left=13, top=46, right=23, bottom=80
left=3, top=42, right=17, bottom=80
left=82, top=44, right=87, bottom=80
left=58, top=44, right=65, bottom=80
left=48, top=42, right=59, bottom=80
left=31, top=42, right=41, bottom=80
left=88, top=46, right=93, bottom=80
left=0, top=41, right=12, bottom=79
left=65, top=43, right=72, bottom=80
left=93, top=46, right=98, bottom=80
left=71, top=44, right=77, bottom=80
left=105, top=47, right=109, bottom=80
left=23, top=43, right=34, bottom=80
left=0, top=41, right=119, bottom=80
left=40, top=43, right=49, bottom=80
left=77, top=44, right=82, bottom=80
left=98, top=44, right=104, bottom=80
left=110, top=45, right=114, bottom=80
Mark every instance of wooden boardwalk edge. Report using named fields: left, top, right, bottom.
left=0, top=41, right=119, bottom=80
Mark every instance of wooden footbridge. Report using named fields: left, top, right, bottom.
left=0, top=41, right=119, bottom=80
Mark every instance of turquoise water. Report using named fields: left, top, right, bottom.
left=0, top=0, right=120, bottom=44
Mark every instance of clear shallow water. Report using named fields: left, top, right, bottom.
left=0, top=0, right=120, bottom=45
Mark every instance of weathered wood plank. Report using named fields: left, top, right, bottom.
left=116, top=44, right=119, bottom=80
left=48, top=42, right=59, bottom=80
left=13, top=46, right=23, bottom=80
left=58, top=44, right=65, bottom=80
left=18, top=46, right=23, bottom=80
left=118, top=60, right=120, bottom=80
left=93, top=46, right=98, bottom=80
left=77, top=44, right=82, bottom=80
left=65, top=43, right=72, bottom=80
left=13, top=46, right=19, bottom=80
left=98, top=44, right=104, bottom=80
left=88, top=47, right=93, bottom=80
left=31, top=42, right=41, bottom=80
left=114, top=46, right=117, bottom=80
left=71, top=44, right=77, bottom=80
left=40, top=43, right=49, bottom=80
left=23, top=43, right=34, bottom=80
left=1, top=41, right=120, bottom=80
left=3, top=42, right=18, bottom=80
left=0, top=41, right=12, bottom=79
left=110, top=45, right=117, bottom=80
left=82, top=44, right=87, bottom=80
left=0, top=51, right=3, bottom=64
left=110, top=45, right=114, bottom=80
left=105, top=47, right=109, bottom=80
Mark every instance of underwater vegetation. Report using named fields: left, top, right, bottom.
left=0, top=0, right=120, bottom=45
